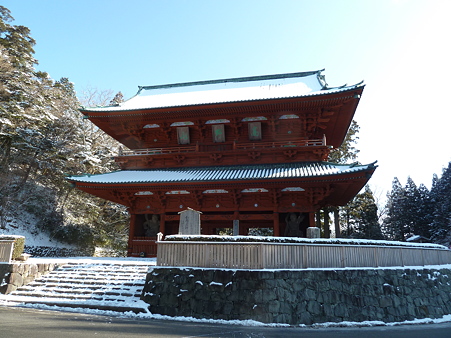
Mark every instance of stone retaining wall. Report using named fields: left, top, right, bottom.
left=141, top=267, right=451, bottom=325
left=0, top=262, right=63, bottom=294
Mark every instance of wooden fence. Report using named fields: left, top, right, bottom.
left=0, top=240, right=15, bottom=263
left=157, top=241, right=451, bottom=269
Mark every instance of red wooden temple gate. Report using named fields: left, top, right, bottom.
left=67, top=70, right=376, bottom=257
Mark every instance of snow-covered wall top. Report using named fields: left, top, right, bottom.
left=164, top=234, right=448, bottom=250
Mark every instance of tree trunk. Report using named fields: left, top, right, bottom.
left=315, top=210, right=321, bottom=228
left=324, top=208, right=330, bottom=238
left=0, top=138, right=12, bottom=170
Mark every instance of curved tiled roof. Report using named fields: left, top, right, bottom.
left=82, top=70, right=364, bottom=113
left=67, top=161, right=376, bottom=185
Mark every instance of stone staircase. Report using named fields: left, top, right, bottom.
left=3, top=261, right=154, bottom=313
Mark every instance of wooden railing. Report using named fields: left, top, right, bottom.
left=129, top=237, right=158, bottom=257
left=120, top=145, right=197, bottom=156
left=0, top=240, right=15, bottom=263
left=120, top=138, right=326, bottom=157
left=234, top=139, right=324, bottom=150
left=157, top=241, right=451, bottom=269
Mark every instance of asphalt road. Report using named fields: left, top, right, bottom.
left=1, top=306, right=451, bottom=338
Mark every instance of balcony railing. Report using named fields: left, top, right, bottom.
left=119, top=138, right=326, bottom=157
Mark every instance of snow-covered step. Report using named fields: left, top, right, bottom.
left=4, top=261, right=154, bottom=313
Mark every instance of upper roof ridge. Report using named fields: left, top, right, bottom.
left=137, top=69, right=325, bottom=94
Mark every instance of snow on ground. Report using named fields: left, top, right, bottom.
left=2, top=256, right=451, bottom=328
left=2, top=297, right=451, bottom=329
left=16, top=256, right=158, bottom=265
left=0, top=210, right=75, bottom=249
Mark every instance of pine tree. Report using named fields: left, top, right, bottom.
left=383, top=178, right=407, bottom=241
left=430, top=163, right=451, bottom=245
left=328, top=120, right=360, bottom=164
left=340, top=186, right=383, bottom=239
left=414, top=183, right=433, bottom=239
left=324, top=120, right=376, bottom=238
left=382, top=176, right=434, bottom=241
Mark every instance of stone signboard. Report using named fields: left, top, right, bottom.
left=178, top=208, right=202, bottom=235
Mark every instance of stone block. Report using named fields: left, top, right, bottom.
left=379, top=296, right=393, bottom=308
left=208, top=282, right=225, bottom=293
left=416, top=305, right=430, bottom=318
left=303, top=288, right=317, bottom=300
left=333, top=303, right=348, bottom=318
left=159, top=292, right=178, bottom=307
left=213, top=269, right=234, bottom=283
left=222, top=301, right=234, bottom=315
left=292, top=278, right=304, bottom=292
left=283, top=289, right=297, bottom=303
left=29, top=264, right=38, bottom=276
left=413, top=297, right=425, bottom=306
left=298, top=311, right=313, bottom=325
left=11, top=264, right=24, bottom=274
left=392, top=294, right=402, bottom=307
left=8, top=272, right=23, bottom=287
left=4, top=284, right=17, bottom=294
left=272, top=270, right=286, bottom=280
left=383, top=283, right=394, bottom=295
left=279, top=301, right=292, bottom=315
left=38, top=264, right=45, bottom=273
left=194, top=289, right=210, bottom=301
left=253, top=289, right=263, bottom=303
left=261, top=289, right=277, bottom=302
left=268, top=300, right=280, bottom=313
left=306, top=227, right=320, bottom=238
left=210, top=291, right=224, bottom=303
left=328, top=279, right=343, bottom=291
left=23, top=276, right=35, bottom=285
left=307, top=300, right=322, bottom=315
left=238, top=301, right=252, bottom=314
left=257, top=270, right=275, bottom=280
left=274, top=313, right=291, bottom=324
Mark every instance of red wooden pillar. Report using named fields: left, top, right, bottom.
left=159, top=213, right=166, bottom=236
left=309, top=212, right=315, bottom=229
left=273, top=212, right=280, bottom=236
left=128, top=213, right=136, bottom=256
left=233, top=211, right=240, bottom=236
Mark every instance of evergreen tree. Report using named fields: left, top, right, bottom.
left=328, top=120, right=360, bottom=164
left=382, top=178, right=407, bottom=241
left=324, top=120, right=378, bottom=238
left=0, top=6, right=128, bottom=251
left=429, top=163, right=451, bottom=245
left=340, top=186, right=384, bottom=239
left=414, top=183, right=433, bottom=239
left=382, top=176, right=433, bottom=241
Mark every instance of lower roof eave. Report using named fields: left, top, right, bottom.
left=66, top=161, right=377, bottom=187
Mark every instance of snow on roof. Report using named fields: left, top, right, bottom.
left=83, top=70, right=364, bottom=112
left=67, top=161, right=376, bottom=184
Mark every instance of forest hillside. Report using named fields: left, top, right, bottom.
left=0, top=6, right=128, bottom=255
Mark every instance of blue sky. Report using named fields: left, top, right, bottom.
left=3, top=0, right=451, bottom=200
